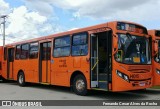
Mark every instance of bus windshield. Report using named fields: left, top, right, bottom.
left=115, top=33, right=151, bottom=64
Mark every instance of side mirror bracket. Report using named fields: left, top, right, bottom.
left=113, top=34, right=118, bottom=55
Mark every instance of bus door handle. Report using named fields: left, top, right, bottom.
left=91, top=59, right=99, bottom=71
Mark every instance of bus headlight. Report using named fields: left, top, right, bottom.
left=117, top=71, right=123, bottom=77
left=124, top=75, right=129, bottom=81
left=116, top=70, right=130, bottom=82
left=156, top=69, right=160, bottom=74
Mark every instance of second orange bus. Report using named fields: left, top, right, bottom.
left=148, top=30, right=160, bottom=86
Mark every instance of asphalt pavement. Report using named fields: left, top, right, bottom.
left=0, top=80, right=160, bottom=109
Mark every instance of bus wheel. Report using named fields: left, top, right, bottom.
left=18, top=72, right=25, bottom=86
left=73, top=75, right=87, bottom=96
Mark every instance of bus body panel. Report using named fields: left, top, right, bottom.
left=152, top=62, right=160, bottom=86
left=51, top=57, right=71, bottom=86
left=112, top=60, right=152, bottom=91
left=50, top=54, right=90, bottom=88
left=14, top=60, right=38, bottom=82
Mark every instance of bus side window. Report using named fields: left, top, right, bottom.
left=15, top=45, right=21, bottom=60
left=29, top=42, right=39, bottom=59
left=72, top=33, right=88, bottom=56
left=21, top=44, right=29, bottom=59
left=53, top=35, right=70, bottom=57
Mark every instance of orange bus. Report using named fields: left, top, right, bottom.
left=1, top=21, right=152, bottom=95
left=148, top=30, right=160, bottom=86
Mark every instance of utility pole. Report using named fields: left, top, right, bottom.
left=0, top=15, right=7, bottom=47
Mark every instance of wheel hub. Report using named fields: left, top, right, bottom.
left=76, top=79, right=85, bottom=92
left=19, top=75, right=23, bottom=84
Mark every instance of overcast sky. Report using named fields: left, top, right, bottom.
left=0, top=0, right=160, bottom=45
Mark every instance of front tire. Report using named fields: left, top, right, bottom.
left=18, top=72, right=25, bottom=86
left=73, top=75, right=87, bottom=96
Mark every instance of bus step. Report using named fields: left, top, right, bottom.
left=40, top=82, right=50, bottom=85
left=92, top=88, right=108, bottom=91
left=98, top=81, right=108, bottom=89
left=8, top=78, right=14, bottom=80
left=98, top=74, right=108, bottom=81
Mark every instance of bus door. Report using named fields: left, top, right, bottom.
left=2, top=47, right=7, bottom=79
left=90, top=30, right=112, bottom=90
left=7, top=48, right=14, bottom=79
left=39, top=42, right=51, bottom=83
left=90, top=34, right=98, bottom=88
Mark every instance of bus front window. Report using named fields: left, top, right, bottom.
left=115, top=34, right=151, bottom=64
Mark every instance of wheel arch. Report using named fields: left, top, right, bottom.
left=70, top=70, right=87, bottom=87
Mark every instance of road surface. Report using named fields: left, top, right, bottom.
left=0, top=81, right=160, bottom=109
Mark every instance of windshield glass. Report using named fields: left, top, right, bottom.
left=115, top=34, right=151, bottom=64
left=154, top=40, right=160, bottom=63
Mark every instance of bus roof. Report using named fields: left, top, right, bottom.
left=6, top=21, right=146, bottom=46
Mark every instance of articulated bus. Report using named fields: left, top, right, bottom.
left=0, top=46, right=3, bottom=79
left=148, top=30, right=160, bottom=86
left=1, top=21, right=152, bottom=95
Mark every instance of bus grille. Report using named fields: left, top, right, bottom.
left=128, top=66, right=151, bottom=73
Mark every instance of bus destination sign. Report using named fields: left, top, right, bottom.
left=117, top=22, right=147, bottom=34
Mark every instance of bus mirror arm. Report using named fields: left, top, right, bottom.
left=113, top=34, right=118, bottom=55
left=153, top=50, right=158, bottom=57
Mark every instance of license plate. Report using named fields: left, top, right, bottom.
left=139, top=82, right=145, bottom=86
